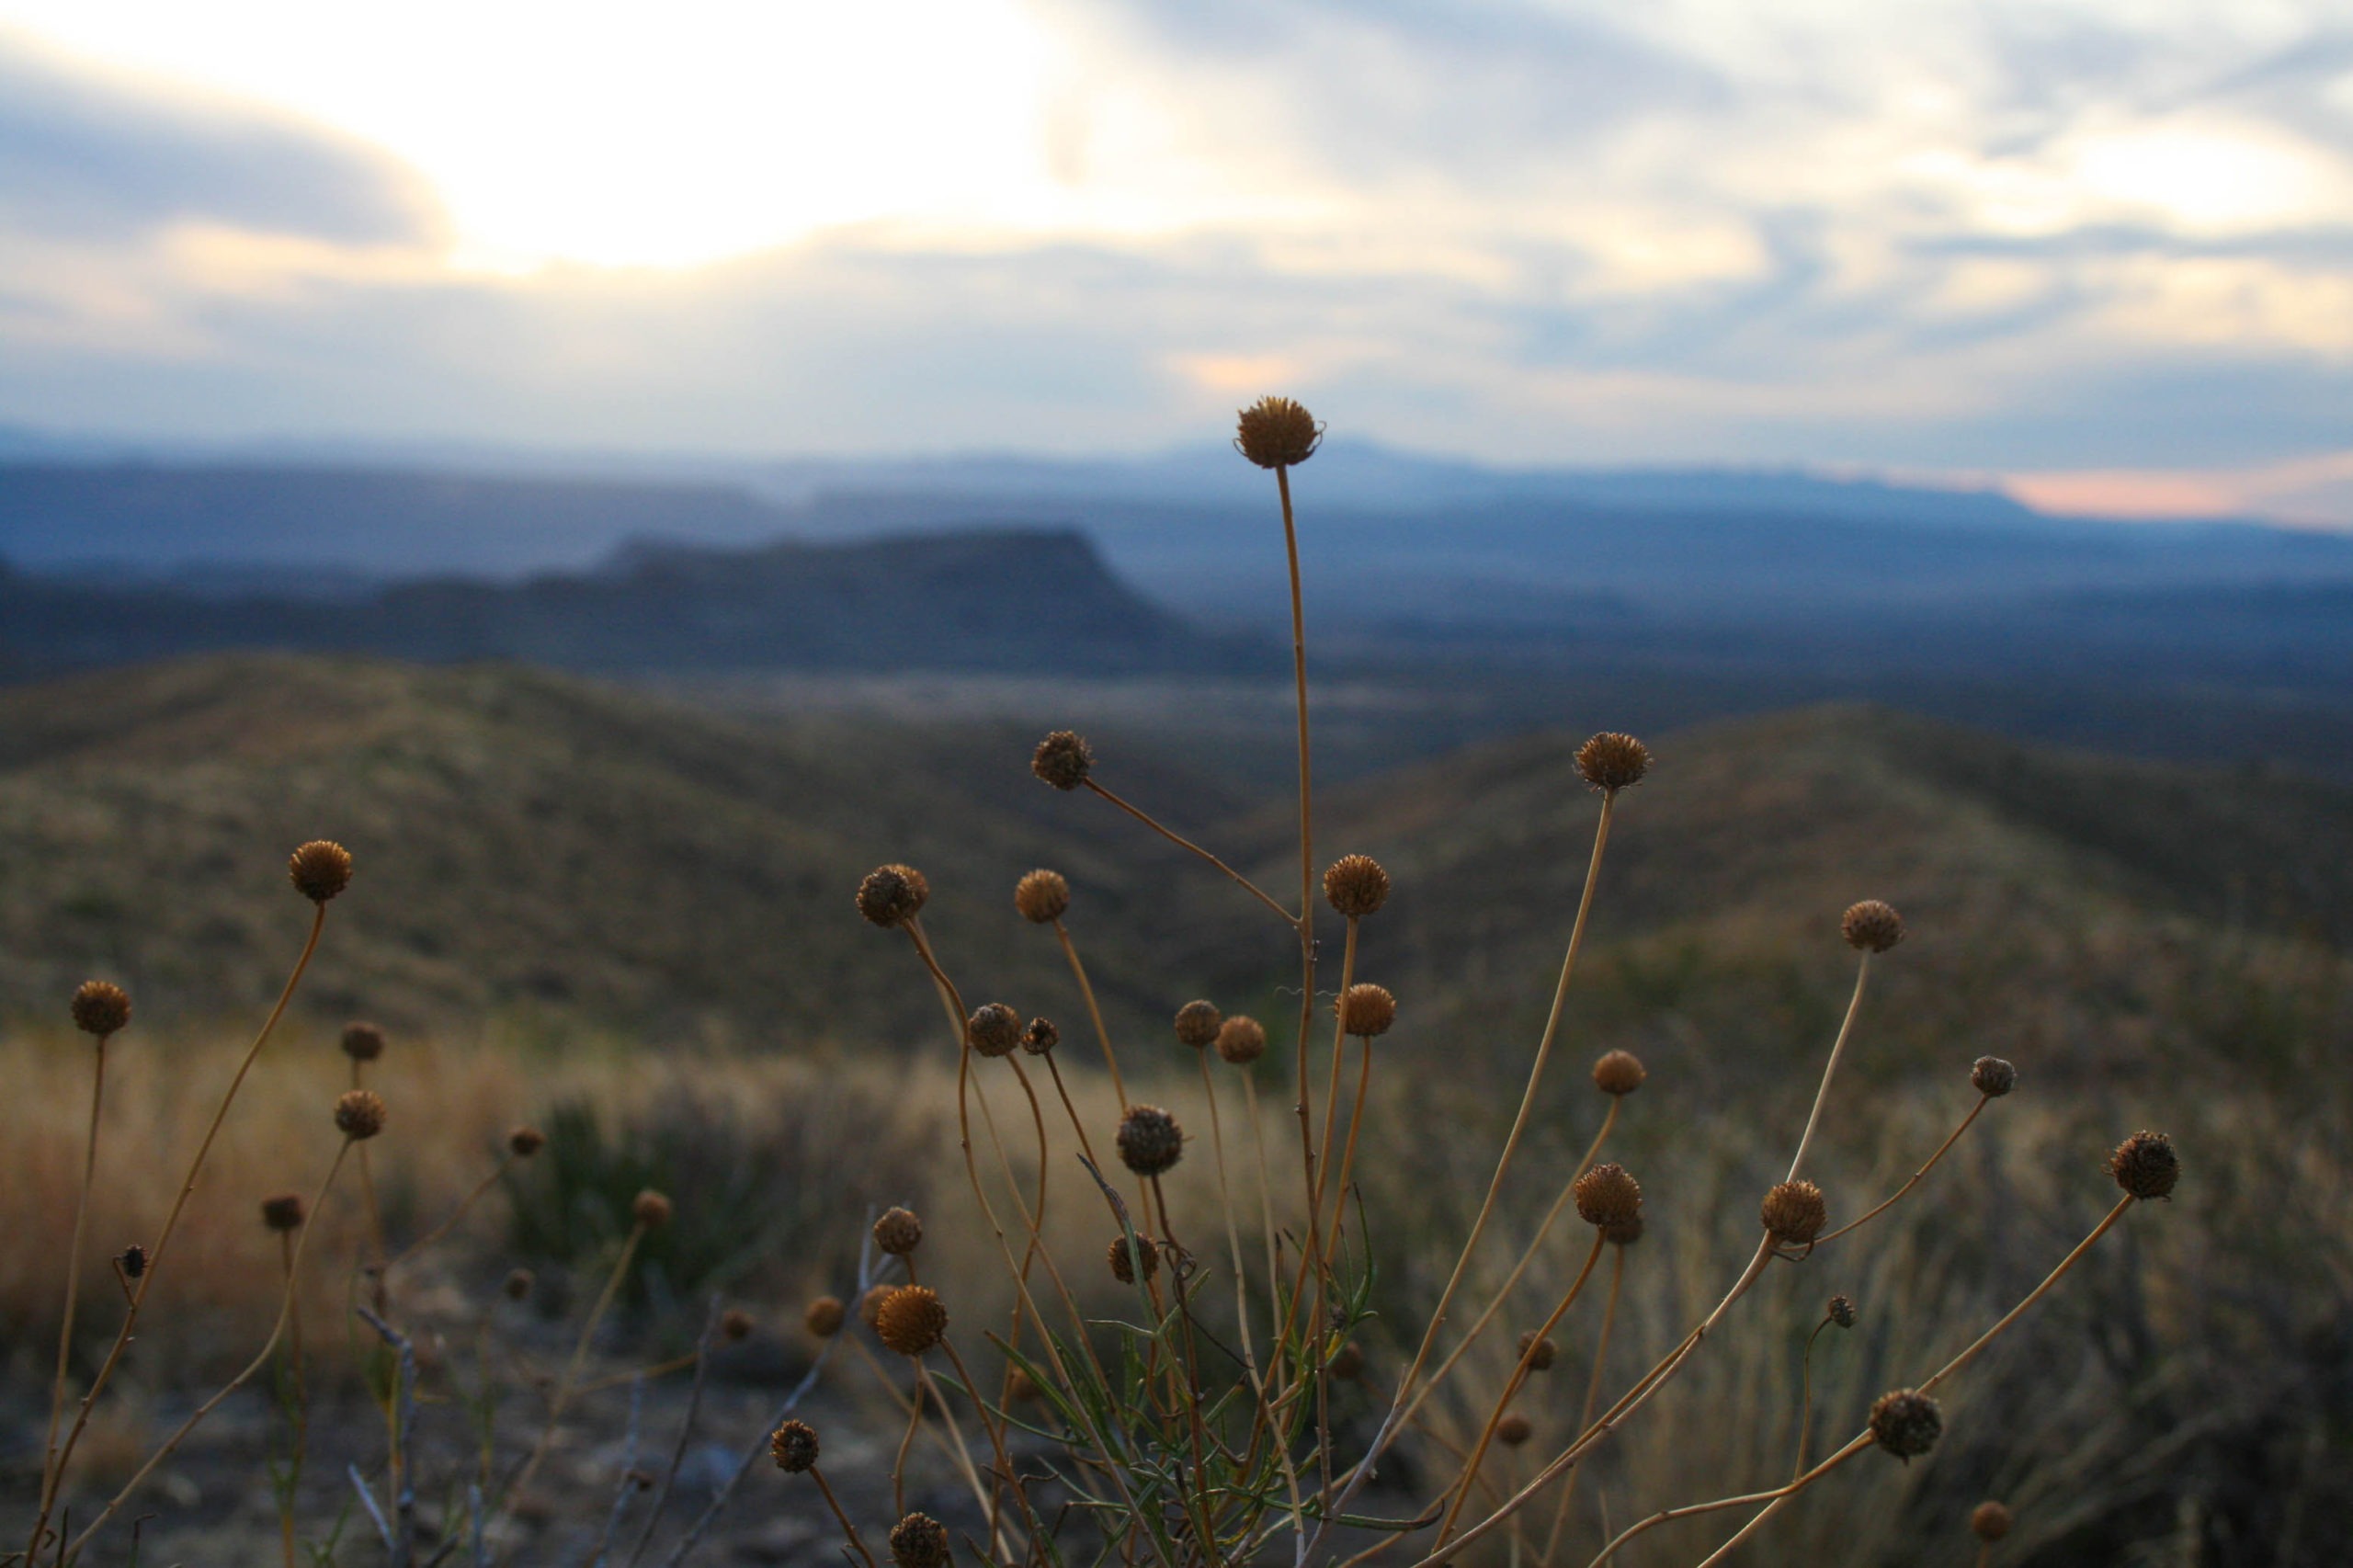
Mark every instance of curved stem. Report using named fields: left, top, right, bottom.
left=810, top=1467, right=878, bottom=1568
left=384, top=1152, right=521, bottom=1271
left=1084, top=779, right=1296, bottom=925
left=497, top=1221, right=648, bottom=1552
left=892, top=1361, right=926, bottom=1519
left=38, top=1036, right=108, bottom=1512
left=1051, top=918, right=1127, bottom=1105
left=1311, top=920, right=1361, bottom=1241
left=1537, top=1241, right=1625, bottom=1567
left=1786, top=954, right=1870, bottom=1184
left=1793, top=1317, right=1833, bottom=1479
left=1814, top=1096, right=1989, bottom=1244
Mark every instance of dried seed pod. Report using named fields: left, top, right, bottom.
left=1175, top=1000, right=1222, bottom=1050
left=1971, top=1055, right=2018, bottom=1096
left=804, top=1295, right=847, bottom=1337
left=334, top=1087, right=387, bottom=1141
left=1328, top=1341, right=1365, bottom=1380
left=1235, top=396, right=1323, bottom=469
left=858, top=1285, right=893, bottom=1330
left=1014, top=869, right=1070, bottom=924
left=1841, top=899, right=1905, bottom=953
left=1971, top=1501, right=2012, bottom=1541
left=1117, top=1105, right=1185, bottom=1176
left=1006, top=1369, right=1040, bottom=1404
left=289, top=840, right=355, bottom=903
left=721, top=1308, right=755, bottom=1343
left=1323, top=854, right=1391, bottom=918
left=631, top=1189, right=674, bottom=1229
left=116, top=1244, right=149, bottom=1280
left=340, top=1021, right=385, bottom=1062
left=2107, top=1131, right=2179, bottom=1200
left=873, top=1207, right=924, bottom=1256
left=1574, top=733, right=1650, bottom=793
left=1021, top=1017, right=1059, bottom=1055
left=891, top=1512, right=951, bottom=1568
left=875, top=1285, right=949, bottom=1357
left=1518, top=1332, right=1557, bottom=1371
left=71, top=981, right=131, bottom=1038
left=1215, top=1015, right=1268, bottom=1064
left=502, top=1267, right=535, bottom=1301
left=769, top=1419, right=820, bottom=1473
left=1495, top=1413, right=1533, bottom=1447
left=967, top=1003, right=1022, bottom=1059
left=1031, top=731, right=1093, bottom=790
left=856, top=864, right=929, bottom=928
left=1574, top=1164, right=1643, bottom=1230
left=260, top=1193, right=307, bottom=1232
left=1762, top=1180, right=1828, bottom=1245
left=1601, top=1211, right=1645, bottom=1246
left=1108, top=1235, right=1160, bottom=1285
left=1337, top=983, right=1396, bottom=1038
left=1869, top=1389, right=1943, bottom=1460
left=1827, top=1294, right=1857, bottom=1329
left=508, top=1124, right=547, bottom=1157
left=1591, top=1049, right=1646, bottom=1096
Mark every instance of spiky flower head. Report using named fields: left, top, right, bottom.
left=1518, top=1332, right=1558, bottom=1371
left=1324, top=854, right=1391, bottom=918
left=1869, top=1389, right=1943, bottom=1460
left=1337, top=983, right=1396, bottom=1038
left=1108, top=1235, right=1160, bottom=1285
left=1175, top=1000, right=1222, bottom=1050
left=2108, top=1130, right=2179, bottom=1200
left=857, top=864, right=929, bottom=929
left=1971, top=1501, right=2012, bottom=1542
left=71, top=980, right=131, bottom=1037
left=1031, top=730, right=1093, bottom=790
left=1971, top=1055, right=2018, bottom=1097
left=1216, top=1015, right=1267, bottom=1064
left=1601, top=1211, right=1645, bottom=1246
left=1591, top=1049, right=1646, bottom=1096
left=1117, top=1105, right=1185, bottom=1176
left=1495, top=1413, right=1533, bottom=1448
left=340, top=1020, right=385, bottom=1062
left=875, top=1285, right=949, bottom=1357
left=722, top=1308, right=755, bottom=1343
left=1841, top=899, right=1905, bottom=953
left=967, top=1003, right=1022, bottom=1059
left=891, top=1512, right=951, bottom=1568
left=1015, top=869, right=1070, bottom=924
left=804, top=1295, right=847, bottom=1337
left=1575, top=733, right=1650, bottom=793
left=1574, top=1163, right=1643, bottom=1230
left=1235, top=396, right=1323, bottom=469
left=631, top=1188, right=674, bottom=1229
left=873, top=1206, right=924, bottom=1256
left=508, top=1124, right=547, bottom=1157
left=503, top=1267, right=534, bottom=1301
left=1828, top=1293, right=1857, bottom=1329
left=334, top=1087, right=387, bottom=1141
left=1762, top=1180, right=1828, bottom=1245
left=769, top=1419, right=820, bottom=1473
left=1021, top=1017, right=1059, bottom=1055
left=289, top=840, right=354, bottom=903
left=117, top=1244, right=149, bottom=1279
left=260, top=1192, right=307, bottom=1232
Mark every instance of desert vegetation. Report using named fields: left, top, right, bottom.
left=4, top=402, right=2347, bottom=1567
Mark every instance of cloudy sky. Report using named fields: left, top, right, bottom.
left=3, top=1, right=2350, bottom=521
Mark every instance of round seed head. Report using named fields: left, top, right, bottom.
left=71, top=980, right=131, bottom=1037
left=2108, top=1130, right=2179, bottom=1200
left=260, top=1192, right=307, bottom=1232
left=508, top=1124, right=547, bottom=1157
left=631, top=1188, right=674, bottom=1229
left=769, top=1419, right=820, bottom=1473
left=334, top=1087, right=387, bottom=1141
left=1591, top=1049, right=1646, bottom=1096
left=857, top=864, right=929, bottom=928
left=722, top=1308, right=755, bottom=1343
left=1575, top=733, right=1650, bottom=793
left=1971, top=1055, right=2017, bottom=1096
left=117, top=1244, right=149, bottom=1279
left=1574, top=1163, right=1643, bottom=1230
left=1031, top=730, right=1093, bottom=790
left=1117, top=1104, right=1185, bottom=1176
left=1021, top=1017, right=1059, bottom=1055
left=875, top=1284, right=949, bottom=1357
left=891, top=1512, right=951, bottom=1568
left=289, top=839, right=354, bottom=903
left=1174, top=999, right=1222, bottom=1050
left=1108, top=1235, right=1160, bottom=1285
left=1518, top=1332, right=1557, bottom=1371
left=339, top=1020, right=385, bottom=1062
left=1869, top=1389, right=1943, bottom=1460
left=967, top=1003, right=1022, bottom=1059
left=1216, top=1015, right=1268, bottom=1064
left=1841, top=899, right=1905, bottom=953
left=1014, top=868, right=1071, bottom=924
left=1971, top=1501, right=2012, bottom=1542
left=1324, top=854, right=1391, bottom=918
left=1006, top=1369, right=1040, bottom=1403
left=1337, top=983, right=1396, bottom=1038
left=804, top=1295, right=847, bottom=1337
left=1234, top=395, right=1323, bottom=469
left=1601, top=1211, right=1645, bottom=1246
left=858, top=1285, right=893, bottom=1329
left=1761, top=1180, right=1828, bottom=1245
left=873, top=1206, right=924, bottom=1256
left=503, top=1267, right=535, bottom=1301
left=1828, top=1293, right=1857, bottom=1329
left=1495, top=1413, right=1534, bottom=1448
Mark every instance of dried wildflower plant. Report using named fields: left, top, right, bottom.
left=14, top=398, right=2186, bottom=1568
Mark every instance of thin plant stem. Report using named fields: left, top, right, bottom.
left=810, top=1467, right=879, bottom=1568
left=36, top=1035, right=108, bottom=1516
left=1310, top=919, right=1361, bottom=1239
left=939, top=1339, right=1045, bottom=1558
left=496, top=1221, right=648, bottom=1552
left=1241, top=1071, right=1285, bottom=1362
left=1786, top=954, right=1871, bottom=1183
left=1537, top=1241, right=1626, bottom=1568
left=1052, top=918, right=1128, bottom=1104
left=621, top=1296, right=723, bottom=1568
left=1083, top=778, right=1295, bottom=925
left=846, top=1339, right=997, bottom=1525
left=1324, top=1037, right=1375, bottom=1261
left=1792, top=1316, right=1834, bottom=1478
left=1814, top=1096, right=1989, bottom=1244
left=384, top=1153, right=521, bottom=1270
left=892, top=1361, right=926, bottom=1518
